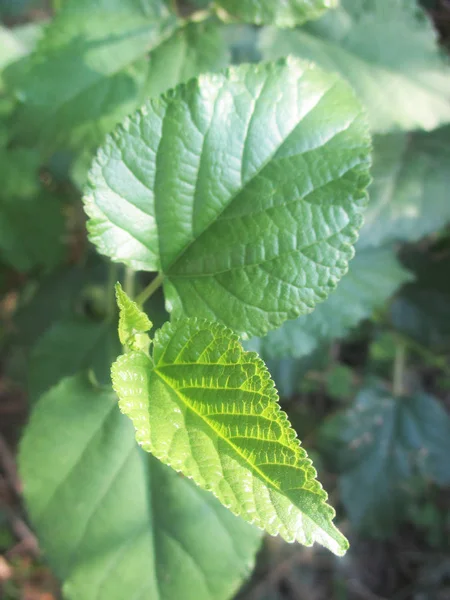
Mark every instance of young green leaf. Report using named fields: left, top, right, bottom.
left=252, top=246, right=412, bottom=359
left=360, top=128, right=450, bottom=248
left=112, top=293, right=349, bottom=556
left=260, top=0, right=450, bottom=133
left=4, top=0, right=229, bottom=152
left=20, top=374, right=262, bottom=600
left=116, top=282, right=152, bottom=351
left=320, top=383, right=450, bottom=536
left=216, top=0, right=337, bottom=27
left=85, top=57, right=371, bottom=338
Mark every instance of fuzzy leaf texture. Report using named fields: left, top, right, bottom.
left=215, top=0, right=337, bottom=27
left=84, top=57, right=371, bottom=338
left=116, top=282, right=152, bottom=351
left=260, top=0, right=450, bottom=133
left=111, top=289, right=349, bottom=556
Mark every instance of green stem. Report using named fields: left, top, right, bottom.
left=52, top=0, right=62, bottom=13
left=393, top=341, right=407, bottom=397
left=136, top=273, right=164, bottom=306
left=395, top=331, right=450, bottom=378
left=106, top=263, right=119, bottom=317
left=124, top=267, right=136, bottom=300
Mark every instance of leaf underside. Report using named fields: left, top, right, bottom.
left=112, top=307, right=349, bottom=556
left=260, top=0, right=450, bottom=133
left=216, top=0, right=337, bottom=27
left=85, top=57, right=371, bottom=338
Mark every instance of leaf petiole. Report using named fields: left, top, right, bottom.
left=136, top=273, right=164, bottom=306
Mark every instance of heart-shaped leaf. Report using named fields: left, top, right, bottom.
left=85, top=57, right=371, bottom=338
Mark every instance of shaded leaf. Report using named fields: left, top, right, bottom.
left=361, top=127, right=450, bottom=248
left=85, top=57, right=371, bottom=338
left=260, top=0, right=450, bottom=133
left=252, top=246, right=411, bottom=359
left=112, top=299, right=349, bottom=556
left=216, top=0, right=337, bottom=27
left=391, top=252, right=450, bottom=352
left=20, top=374, right=262, bottom=600
left=320, top=384, right=450, bottom=536
left=4, top=2, right=229, bottom=152
left=28, top=316, right=121, bottom=401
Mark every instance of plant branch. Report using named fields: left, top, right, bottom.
left=136, top=273, right=164, bottom=306
left=124, top=267, right=136, bottom=300
left=394, top=331, right=450, bottom=377
left=0, top=434, right=21, bottom=497
left=393, top=341, right=407, bottom=397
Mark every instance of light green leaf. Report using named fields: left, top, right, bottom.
left=20, top=374, right=262, bottom=600
left=28, top=316, right=121, bottom=401
left=85, top=57, right=371, bottom=338
left=116, top=282, right=152, bottom=351
left=360, top=127, right=450, bottom=248
left=112, top=310, right=349, bottom=556
left=4, top=0, right=229, bottom=152
left=260, top=0, right=450, bottom=133
left=215, top=0, right=337, bottom=27
left=320, top=383, right=450, bottom=536
left=252, top=246, right=412, bottom=359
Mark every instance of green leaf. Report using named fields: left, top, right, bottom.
left=116, top=282, right=152, bottom=351
left=112, top=305, right=349, bottom=556
left=252, top=246, right=412, bottom=359
left=360, top=128, right=450, bottom=248
left=20, top=374, right=262, bottom=600
left=320, top=383, right=450, bottom=536
left=85, top=57, right=371, bottom=338
left=4, top=1, right=229, bottom=152
left=28, top=316, right=121, bottom=402
left=391, top=251, right=450, bottom=352
left=259, top=0, right=450, bottom=133
left=0, top=149, right=64, bottom=272
left=215, top=0, right=337, bottom=27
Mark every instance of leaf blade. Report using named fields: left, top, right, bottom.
left=112, top=314, right=349, bottom=556
left=85, top=57, right=371, bottom=337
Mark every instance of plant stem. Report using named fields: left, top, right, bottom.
left=124, top=267, right=136, bottom=299
left=394, top=331, right=450, bottom=377
left=106, top=263, right=118, bottom=317
left=393, top=341, right=407, bottom=397
left=136, top=273, right=164, bottom=306
left=52, top=0, right=62, bottom=13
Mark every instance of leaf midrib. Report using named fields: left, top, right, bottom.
left=159, top=73, right=340, bottom=277
left=153, top=365, right=333, bottom=540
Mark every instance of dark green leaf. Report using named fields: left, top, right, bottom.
left=320, top=384, right=450, bottom=536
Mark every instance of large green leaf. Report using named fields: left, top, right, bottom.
left=28, top=316, right=121, bottom=401
left=260, top=0, right=450, bottom=133
left=320, top=383, right=450, bottom=536
left=20, top=374, right=262, bottom=600
left=0, top=149, right=64, bottom=272
left=215, top=0, right=337, bottom=27
left=360, top=128, right=450, bottom=248
left=112, top=295, right=349, bottom=556
left=85, top=57, right=371, bottom=338
left=4, top=0, right=228, bottom=152
left=251, top=246, right=412, bottom=359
